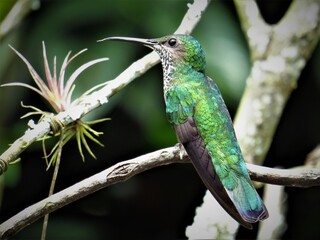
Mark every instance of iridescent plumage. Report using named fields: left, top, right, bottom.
left=99, top=34, right=268, bottom=228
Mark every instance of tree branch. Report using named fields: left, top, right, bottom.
left=233, top=0, right=320, bottom=165
left=1, top=0, right=319, bottom=238
left=257, top=184, right=287, bottom=239
left=0, top=0, right=211, bottom=175
left=1, top=144, right=319, bottom=238
left=0, top=0, right=38, bottom=40
left=187, top=1, right=320, bottom=238
left=248, top=165, right=320, bottom=188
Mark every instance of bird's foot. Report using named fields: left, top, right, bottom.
left=175, top=143, right=186, bottom=160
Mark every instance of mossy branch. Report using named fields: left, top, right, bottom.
left=234, top=0, right=320, bottom=165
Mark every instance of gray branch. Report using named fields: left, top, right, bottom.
left=1, top=145, right=319, bottom=238
left=234, top=0, right=320, bottom=165
left=0, top=0, right=39, bottom=40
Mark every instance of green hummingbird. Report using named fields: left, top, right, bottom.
left=98, top=34, right=268, bottom=229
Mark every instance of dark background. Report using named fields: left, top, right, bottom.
left=0, top=0, right=319, bottom=239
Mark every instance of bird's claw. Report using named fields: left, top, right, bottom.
left=175, top=143, right=185, bottom=160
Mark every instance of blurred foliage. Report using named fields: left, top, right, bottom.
left=0, top=0, right=319, bottom=239
left=0, top=0, right=16, bottom=22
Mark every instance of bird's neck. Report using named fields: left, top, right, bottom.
left=161, top=68, right=172, bottom=94
left=162, top=61, right=204, bottom=94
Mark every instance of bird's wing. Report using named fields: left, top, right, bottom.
left=166, top=85, right=253, bottom=229
left=174, top=117, right=253, bottom=229
left=202, top=77, right=268, bottom=223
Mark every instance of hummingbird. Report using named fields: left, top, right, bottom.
left=98, top=34, right=268, bottom=229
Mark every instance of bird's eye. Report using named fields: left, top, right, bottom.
left=168, top=38, right=178, bottom=47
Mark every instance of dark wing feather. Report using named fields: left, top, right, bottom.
left=175, top=116, right=253, bottom=229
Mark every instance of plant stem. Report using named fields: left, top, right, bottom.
left=40, top=131, right=64, bottom=240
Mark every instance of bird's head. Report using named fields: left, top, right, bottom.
left=98, top=34, right=206, bottom=73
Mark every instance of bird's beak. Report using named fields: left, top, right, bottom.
left=97, top=36, right=158, bottom=48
